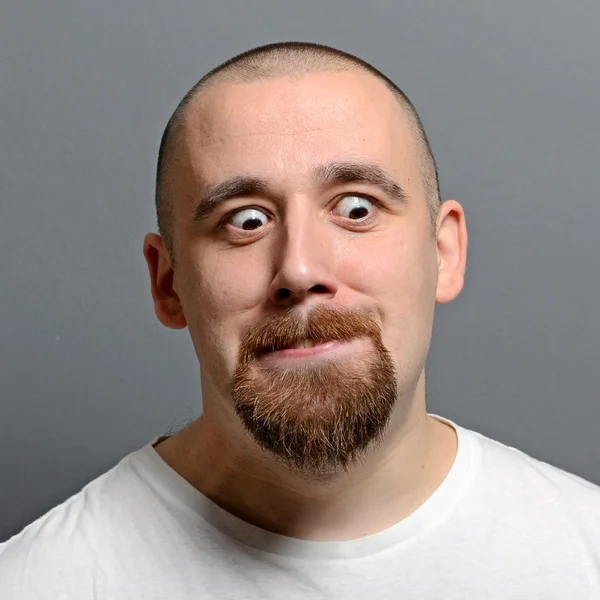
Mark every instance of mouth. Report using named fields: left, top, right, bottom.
left=284, top=339, right=329, bottom=350
left=260, top=339, right=349, bottom=360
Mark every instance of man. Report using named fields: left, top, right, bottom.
left=1, top=41, right=599, bottom=599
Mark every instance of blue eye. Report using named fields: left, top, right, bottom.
left=334, top=195, right=375, bottom=220
left=229, top=208, right=269, bottom=230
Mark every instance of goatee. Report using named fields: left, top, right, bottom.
left=231, top=305, right=397, bottom=476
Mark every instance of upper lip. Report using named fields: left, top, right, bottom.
left=259, top=338, right=333, bottom=354
left=277, top=339, right=329, bottom=350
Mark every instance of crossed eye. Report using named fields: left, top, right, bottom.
left=229, top=209, right=268, bottom=231
left=228, top=195, right=375, bottom=231
left=333, top=195, right=374, bottom=221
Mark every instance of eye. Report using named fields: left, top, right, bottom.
left=333, top=195, right=376, bottom=221
left=228, top=208, right=269, bottom=231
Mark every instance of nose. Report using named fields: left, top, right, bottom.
left=268, top=213, right=339, bottom=308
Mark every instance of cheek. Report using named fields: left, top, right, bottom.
left=184, top=250, right=271, bottom=319
left=340, top=233, right=435, bottom=301
left=177, top=249, right=272, bottom=369
left=339, top=233, right=437, bottom=352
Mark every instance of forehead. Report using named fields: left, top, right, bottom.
left=178, top=70, right=418, bottom=191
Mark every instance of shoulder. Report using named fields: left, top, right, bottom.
left=475, top=426, right=599, bottom=493
left=459, top=422, right=600, bottom=529
left=0, top=448, right=148, bottom=599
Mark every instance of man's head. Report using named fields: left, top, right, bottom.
left=155, top=42, right=442, bottom=258
left=144, top=42, right=467, bottom=476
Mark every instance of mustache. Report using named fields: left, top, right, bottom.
left=238, top=304, right=381, bottom=363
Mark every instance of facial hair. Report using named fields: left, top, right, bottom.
left=231, top=305, right=397, bottom=476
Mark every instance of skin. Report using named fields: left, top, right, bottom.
left=143, top=70, right=468, bottom=541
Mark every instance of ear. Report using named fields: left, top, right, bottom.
left=435, top=200, right=468, bottom=304
left=143, top=233, right=187, bottom=329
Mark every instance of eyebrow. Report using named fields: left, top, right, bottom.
left=314, top=161, right=409, bottom=205
left=192, top=161, right=408, bottom=221
left=193, top=176, right=270, bottom=221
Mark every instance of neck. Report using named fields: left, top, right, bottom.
left=154, top=373, right=457, bottom=542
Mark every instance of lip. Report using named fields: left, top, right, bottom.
left=264, top=339, right=346, bottom=360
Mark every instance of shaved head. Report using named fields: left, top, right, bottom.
left=155, top=41, right=441, bottom=255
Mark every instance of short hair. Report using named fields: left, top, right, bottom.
left=155, top=41, right=441, bottom=255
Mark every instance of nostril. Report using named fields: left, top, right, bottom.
left=310, top=284, right=330, bottom=294
left=273, top=284, right=333, bottom=304
left=275, top=288, right=292, bottom=301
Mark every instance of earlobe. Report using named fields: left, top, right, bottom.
left=143, top=233, right=187, bottom=330
left=435, top=200, right=468, bottom=305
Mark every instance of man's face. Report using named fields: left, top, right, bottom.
left=158, top=70, right=447, bottom=471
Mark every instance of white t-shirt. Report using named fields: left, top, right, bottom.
left=1, top=415, right=599, bottom=599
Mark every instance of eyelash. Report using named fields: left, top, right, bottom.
left=218, top=194, right=383, bottom=231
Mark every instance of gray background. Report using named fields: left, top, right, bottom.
left=1, top=0, right=599, bottom=543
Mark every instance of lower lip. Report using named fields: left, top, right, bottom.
left=266, top=340, right=347, bottom=359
